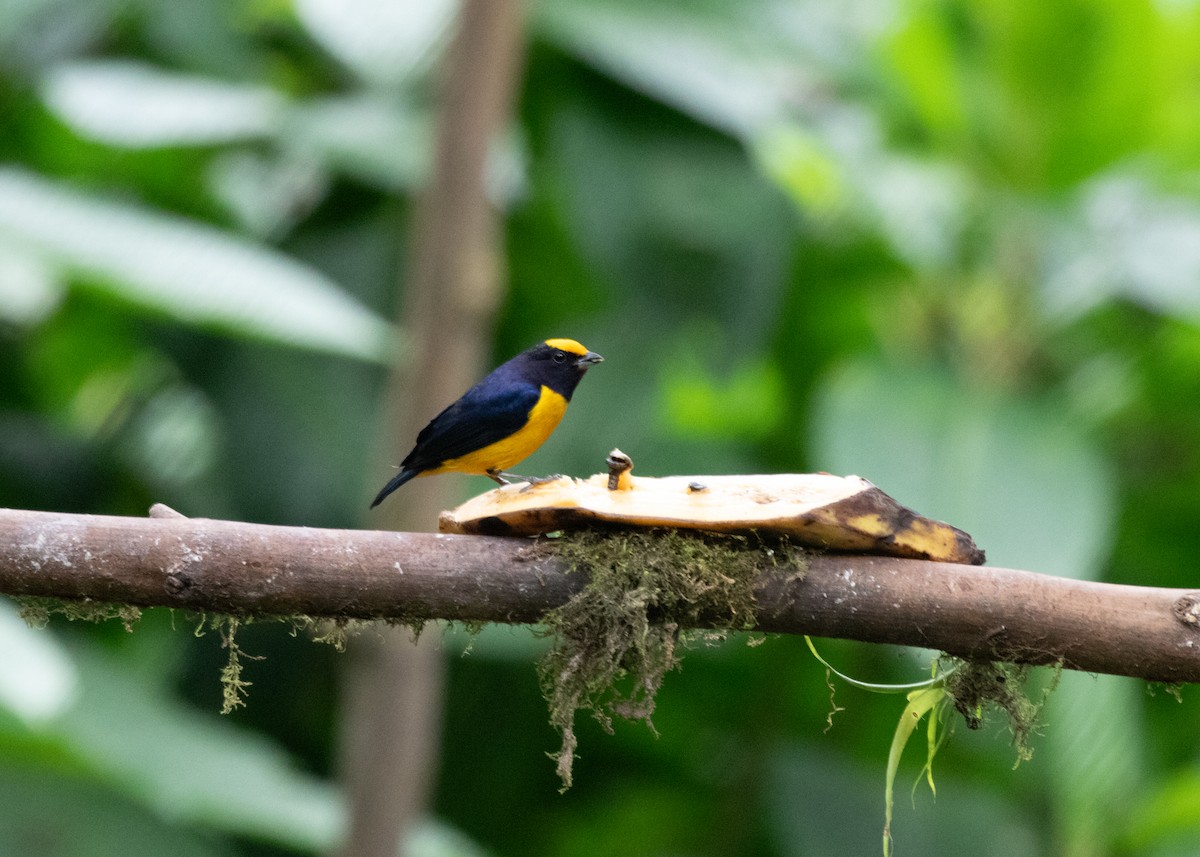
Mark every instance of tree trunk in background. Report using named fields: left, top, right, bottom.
left=336, top=2, right=527, bottom=855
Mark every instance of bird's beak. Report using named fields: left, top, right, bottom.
left=579, top=351, right=604, bottom=367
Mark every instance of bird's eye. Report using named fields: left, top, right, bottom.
left=553, top=351, right=567, bottom=364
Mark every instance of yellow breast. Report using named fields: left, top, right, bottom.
left=434, top=386, right=569, bottom=476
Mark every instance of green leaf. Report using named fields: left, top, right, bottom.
left=534, top=0, right=840, bottom=138
left=406, top=819, right=496, bottom=857
left=883, top=687, right=944, bottom=857
left=0, top=238, right=62, bottom=326
left=767, top=745, right=1039, bottom=857
left=881, top=6, right=969, bottom=142
left=0, top=168, right=397, bottom=361
left=206, top=150, right=329, bottom=239
left=0, top=764, right=236, bottom=857
left=283, top=95, right=433, bottom=191
left=295, top=0, right=455, bottom=86
left=1123, top=766, right=1200, bottom=851
left=804, top=636, right=950, bottom=694
left=39, top=61, right=437, bottom=192
left=753, top=124, right=847, bottom=219
left=755, top=116, right=969, bottom=272
left=661, top=354, right=784, bottom=440
left=0, top=0, right=117, bottom=74
left=55, top=641, right=344, bottom=851
left=41, top=60, right=286, bottom=148
left=0, top=601, right=77, bottom=725
left=812, top=360, right=1130, bottom=856
left=1044, top=173, right=1200, bottom=322
left=1040, top=671, right=1144, bottom=857
left=810, top=360, right=1115, bottom=575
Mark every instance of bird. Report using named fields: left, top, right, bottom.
left=370, top=338, right=604, bottom=508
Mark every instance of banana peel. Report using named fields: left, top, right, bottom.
left=438, top=452, right=984, bottom=565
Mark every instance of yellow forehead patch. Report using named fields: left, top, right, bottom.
left=544, top=338, right=588, bottom=355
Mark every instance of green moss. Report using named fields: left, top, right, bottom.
left=383, top=616, right=427, bottom=640
left=537, top=528, right=806, bottom=788
left=16, top=596, right=258, bottom=714
left=290, top=616, right=373, bottom=652
left=185, top=614, right=255, bottom=713
left=940, top=657, right=1058, bottom=765
left=876, top=657, right=1059, bottom=856
left=14, top=594, right=441, bottom=713
left=1147, top=681, right=1184, bottom=702
left=16, top=596, right=142, bottom=632
left=219, top=621, right=249, bottom=711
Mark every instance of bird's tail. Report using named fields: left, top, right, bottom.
left=370, top=468, right=418, bottom=508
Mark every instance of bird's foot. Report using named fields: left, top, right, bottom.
left=487, top=470, right=567, bottom=489
left=519, top=473, right=567, bottom=491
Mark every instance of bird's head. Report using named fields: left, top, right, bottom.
left=541, top=338, right=603, bottom=372
left=519, top=338, right=603, bottom=398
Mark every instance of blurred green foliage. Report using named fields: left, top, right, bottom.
left=2, top=0, right=1200, bottom=855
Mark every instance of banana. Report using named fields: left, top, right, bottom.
left=438, top=453, right=984, bottom=565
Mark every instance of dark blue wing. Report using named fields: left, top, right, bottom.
left=401, top=374, right=541, bottom=471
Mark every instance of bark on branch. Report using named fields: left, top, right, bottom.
left=2, top=507, right=1198, bottom=683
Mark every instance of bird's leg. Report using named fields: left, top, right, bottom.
left=485, top=469, right=512, bottom=485
left=524, top=474, right=561, bottom=485
left=518, top=473, right=567, bottom=490
left=487, top=469, right=566, bottom=489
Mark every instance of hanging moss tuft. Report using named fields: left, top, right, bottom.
left=537, top=528, right=806, bottom=788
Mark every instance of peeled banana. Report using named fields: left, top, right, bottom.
left=439, top=452, right=984, bottom=565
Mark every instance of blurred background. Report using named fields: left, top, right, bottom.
left=2, top=0, right=1200, bottom=855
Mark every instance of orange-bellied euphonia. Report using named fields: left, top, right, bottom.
left=370, top=338, right=603, bottom=508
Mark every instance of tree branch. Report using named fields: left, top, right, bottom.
left=2, top=507, right=1198, bottom=683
